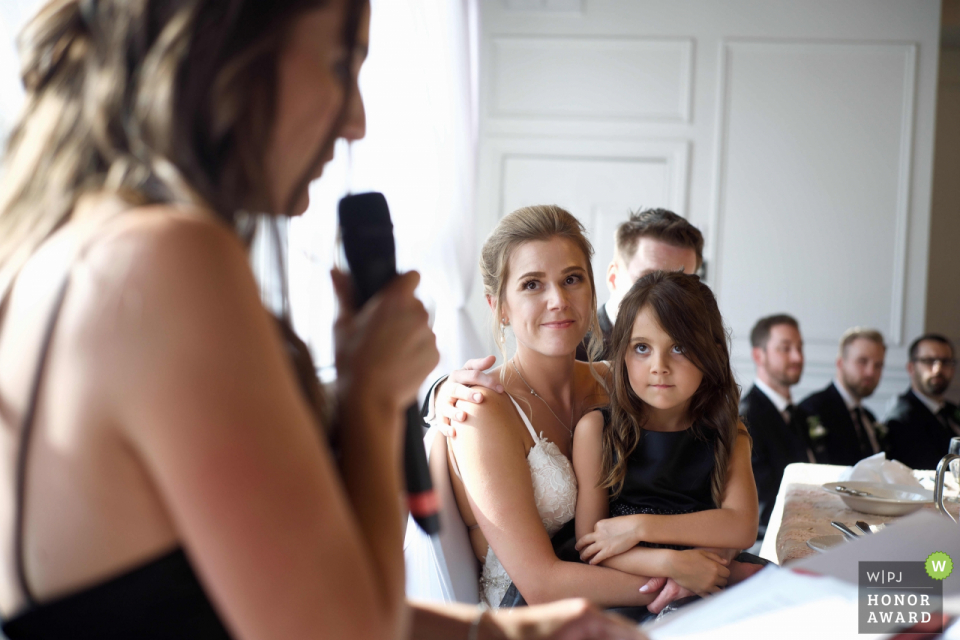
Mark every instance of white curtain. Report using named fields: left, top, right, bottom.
left=0, top=1, right=39, bottom=140
left=0, top=1, right=485, bottom=392
left=288, top=0, right=484, bottom=390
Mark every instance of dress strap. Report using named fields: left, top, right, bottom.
left=13, top=274, right=71, bottom=609
left=506, top=395, right=539, bottom=442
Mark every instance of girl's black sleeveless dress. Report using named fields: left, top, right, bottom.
left=2, top=271, right=323, bottom=638
left=606, top=410, right=718, bottom=551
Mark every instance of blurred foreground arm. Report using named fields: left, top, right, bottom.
left=410, top=599, right=647, bottom=640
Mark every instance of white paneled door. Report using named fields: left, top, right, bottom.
left=473, top=0, right=941, bottom=416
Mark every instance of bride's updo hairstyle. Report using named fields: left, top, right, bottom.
left=479, top=204, right=603, bottom=365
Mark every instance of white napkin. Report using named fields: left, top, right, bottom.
left=838, top=452, right=923, bottom=488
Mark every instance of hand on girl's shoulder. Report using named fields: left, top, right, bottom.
left=454, top=379, right=518, bottom=428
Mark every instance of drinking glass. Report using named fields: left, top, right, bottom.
left=950, top=437, right=960, bottom=487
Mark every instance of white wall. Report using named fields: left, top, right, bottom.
left=472, top=0, right=942, bottom=416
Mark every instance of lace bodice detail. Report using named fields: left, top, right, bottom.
left=480, top=400, right=578, bottom=608
left=525, top=438, right=579, bottom=535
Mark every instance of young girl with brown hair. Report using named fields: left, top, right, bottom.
left=573, top=271, right=760, bottom=603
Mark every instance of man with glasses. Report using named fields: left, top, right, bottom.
left=885, top=334, right=959, bottom=470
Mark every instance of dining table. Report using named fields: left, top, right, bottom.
left=758, top=462, right=960, bottom=565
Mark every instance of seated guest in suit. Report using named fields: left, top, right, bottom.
left=575, top=208, right=703, bottom=361
left=739, top=314, right=813, bottom=540
left=885, top=334, right=960, bottom=469
left=799, top=328, right=886, bottom=466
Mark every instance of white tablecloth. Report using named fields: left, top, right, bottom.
left=758, top=463, right=959, bottom=564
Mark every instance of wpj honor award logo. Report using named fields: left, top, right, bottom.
left=858, top=553, right=951, bottom=634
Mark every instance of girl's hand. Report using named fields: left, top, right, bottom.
left=575, top=516, right=644, bottom=564
left=665, top=550, right=730, bottom=597
left=332, top=269, right=438, bottom=414
left=493, top=598, right=648, bottom=640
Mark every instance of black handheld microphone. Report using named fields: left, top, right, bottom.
left=338, top=192, right=440, bottom=535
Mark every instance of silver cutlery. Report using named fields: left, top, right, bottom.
left=831, top=521, right=861, bottom=540
left=832, top=484, right=876, bottom=498
left=855, top=521, right=873, bottom=535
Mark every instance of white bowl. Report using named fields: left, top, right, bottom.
left=821, top=481, right=934, bottom=516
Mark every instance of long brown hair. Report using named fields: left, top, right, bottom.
left=0, top=0, right=366, bottom=299
left=600, top=271, right=741, bottom=507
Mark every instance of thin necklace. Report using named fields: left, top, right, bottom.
left=511, top=359, right=574, bottom=438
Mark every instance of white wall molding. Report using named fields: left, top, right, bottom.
left=708, top=39, right=920, bottom=347
left=503, top=0, right=584, bottom=12
left=490, top=36, right=694, bottom=122
left=474, top=0, right=940, bottom=380
left=483, top=136, right=690, bottom=220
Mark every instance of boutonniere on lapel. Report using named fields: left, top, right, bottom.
left=873, top=421, right=889, bottom=440
left=807, top=416, right=827, bottom=441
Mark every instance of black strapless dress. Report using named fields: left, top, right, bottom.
left=2, top=549, right=232, bottom=639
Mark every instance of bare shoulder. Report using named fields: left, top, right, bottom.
left=68, top=206, right=279, bottom=410
left=75, top=207, right=260, bottom=333
left=456, top=367, right=513, bottom=422
left=733, top=420, right=753, bottom=456
left=575, top=409, right=605, bottom=441
left=735, top=420, right=751, bottom=442
left=81, top=206, right=250, bottom=294
left=453, top=375, right=531, bottom=459
left=572, top=409, right=605, bottom=459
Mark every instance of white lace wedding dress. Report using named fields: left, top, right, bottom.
left=479, top=395, right=578, bottom=608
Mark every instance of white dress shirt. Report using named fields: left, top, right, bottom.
left=913, top=388, right=944, bottom=416
left=754, top=378, right=791, bottom=424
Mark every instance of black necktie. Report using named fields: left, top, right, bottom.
left=937, top=407, right=960, bottom=436
left=786, top=404, right=815, bottom=462
left=852, top=407, right=872, bottom=457
left=785, top=404, right=799, bottom=433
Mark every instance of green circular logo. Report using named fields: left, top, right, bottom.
left=925, top=552, right=953, bottom=580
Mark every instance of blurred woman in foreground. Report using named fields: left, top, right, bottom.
left=0, top=0, right=643, bottom=638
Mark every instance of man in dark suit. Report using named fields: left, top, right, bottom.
left=885, top=334, right=960, bottom=470
left=739, top=314, right=813, bottom=540
left=576, top=208, right=702, bottom=361
left=799, top=327, right=886, bottom=466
